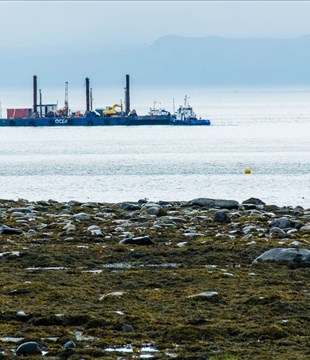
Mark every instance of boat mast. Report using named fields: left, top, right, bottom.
left=39, top=89, right=42, bottom=117
left=90, top=87, right=93, bottom=111
left=33, top=75, right=38, bottom=117
left=85, top=77, right=90, bottom=112
left=64, top=81, right=69, bottom=116
left=125, top=74, right=130, bottom=115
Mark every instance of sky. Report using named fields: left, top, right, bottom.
left=2, top=1, right=310, bottom=52
left=2, top=0, right=310, bottom=111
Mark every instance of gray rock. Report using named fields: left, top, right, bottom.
left=262, top=212, right=276, bottom=218
left=184, top=228, right=197, bottom=233
left=290, top=241, right=303, bottom=247
left=11, top=211, right=26, bottom=218
left=134, top=219, right=152, bottom=227
left=242, top=198, right=266, bottom=206
left=269, top=217, right=291, bottom=229
left=119, top=231, right=134, bottom=239
left=59, top=209, right=73, bottom=215
left=87, top=225, right=102, bottom=236
left=138, top=198, right=148, bottom=204
left=300, top=225, right=310, bottom=234
left=67, top=200, right=82, bottom=207
left=80, top=202, right=99, bottom=208
left=249, top=210, right=263, bottom=217
left=142, top=204, right=167, bottom=217
left=158, top=200, right=172, bottom=206
left=73, top=212, right=91, bottom=221
left=186, top=198, right=239, bottom=210
left=242, top=204, right=259, bottom=210
left=165, top=216, right=186, bottom=223
left=287, top=228, right=298, bottom=235
left=63, top=340, right=76, bottom=349
left=253, top=248, right=310, bottom=267
left=16, top=310, right=29, bottom=319
left=16, top=341, right=40, bottom=355
left=269, top=227, right=287, bottom=238
left=184, top=233, right=204, bottom=237
left=10, top=207, right=33, bottom=214
left=195, top=215, right=210, bottom=221
left=213, top=211, right=231, bottom=223
left=176, top=241, right=188, bottom=247
left=291, top=220, right=302, bottom=230
left=119, top=202, right=140, bottom=211
left=243, top=225, right=257, bottom=234
left=187, top=291, right=219, bottom=299
left=122, top=324, right=135, bottom=332
left=119, top=236, right=154, bottom=245
left=63, top=222, right=76, bottom=234
left=153, top=220, right=177, bottom=228
left=0, top=225, right=22, bottom=235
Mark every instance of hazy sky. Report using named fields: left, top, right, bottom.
left=2, top=1, right=310, bottom=51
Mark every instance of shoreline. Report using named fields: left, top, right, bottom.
left=0, top=197, right=309, bottom=358
left=0, top=195, right=309, bottom=211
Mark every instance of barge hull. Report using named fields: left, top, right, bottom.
left=0, top=116, right=209, bottom=127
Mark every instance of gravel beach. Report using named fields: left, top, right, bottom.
left=0, top=197, right=309, bottom=359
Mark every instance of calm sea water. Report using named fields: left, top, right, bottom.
left=0, top=90, right=309, bottom=207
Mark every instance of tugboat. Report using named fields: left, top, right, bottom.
left=126, top=101, right=171, bottom=125
left=171, top=96, right=211, bottom=125
left=149, top=101, right=171, bottom=118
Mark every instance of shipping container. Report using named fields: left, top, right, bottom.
left=7, top=108, right=32, bottom=119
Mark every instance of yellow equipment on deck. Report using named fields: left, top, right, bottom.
left=104, top=104, right=123, bottom=117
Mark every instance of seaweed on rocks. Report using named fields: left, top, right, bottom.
left=0, top=198, right=309, bottom=359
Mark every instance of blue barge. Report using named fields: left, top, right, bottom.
left=0, top=75, right=211, bottom=127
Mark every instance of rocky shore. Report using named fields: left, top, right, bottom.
left=0, top=197, right=309, bottom=359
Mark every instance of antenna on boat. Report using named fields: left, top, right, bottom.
left=172, top=98, right=175, bottom=114
left=64, top=81, right=69, bottom=116
left=184, top=95, right=190, bottom=107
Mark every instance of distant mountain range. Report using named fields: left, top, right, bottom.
left=2, top=35, right=310, bottom=88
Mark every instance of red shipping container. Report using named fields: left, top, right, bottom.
left=7, top=108, right=32, bottom=119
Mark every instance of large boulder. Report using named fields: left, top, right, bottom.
left=253, top=248, right=310, bottom=267
left=186, top=198, right=239, bottom=209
